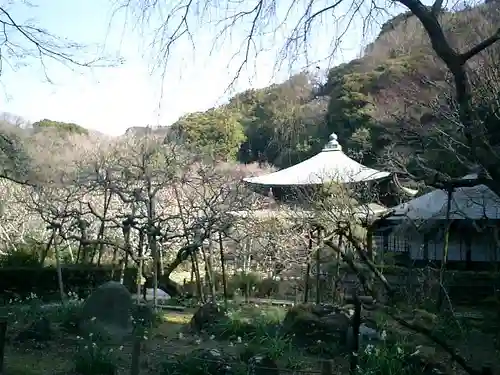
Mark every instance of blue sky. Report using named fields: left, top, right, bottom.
left=0, top=0, right=402, bottom=136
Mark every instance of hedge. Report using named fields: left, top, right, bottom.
left=0, top=265, right=140, bottom=303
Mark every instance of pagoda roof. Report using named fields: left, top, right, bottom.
left=384, top=173, right=500, bottom=221
left=243, top=133, right=390, bottom=186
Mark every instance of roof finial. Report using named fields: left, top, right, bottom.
left=323, top=132, right=342, bottom=152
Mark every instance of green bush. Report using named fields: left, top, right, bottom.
left=256, top=278, right=280, bottom=298
left=209, top=305, right=285, bottom=340
left=227, top=272, right=262, bottom=296
left=0, top=240, right=44, bottom=267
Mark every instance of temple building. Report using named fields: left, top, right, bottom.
left=243, top=133, right=417, bottom=208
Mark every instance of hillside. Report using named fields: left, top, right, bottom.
left=170, top=1, right=500, bottom=180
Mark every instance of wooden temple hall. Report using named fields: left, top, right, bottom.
left=237, top=133, right=500, bottom=270
left=242, top=133, right=417, bottom=207
left=372, top=173, right=500, bottom=269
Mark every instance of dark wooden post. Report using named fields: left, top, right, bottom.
left=0, top=317, right=7, bottom=375
left=349, top=293, right=361, bottom=375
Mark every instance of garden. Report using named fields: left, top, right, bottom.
left=0, top=269, right=498, bottom=375
left=0, top=126, right=498, bottom=375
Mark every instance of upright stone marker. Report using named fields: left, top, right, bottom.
left=80, top=281, right=133, bottom=342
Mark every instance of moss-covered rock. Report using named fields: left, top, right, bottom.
left=190, top=302, right=228, bottom=332
left=281, top=304, right=351, bottom=349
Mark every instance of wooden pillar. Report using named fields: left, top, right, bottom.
left=465, top=230, right=472, bottom=270
left=423, top=233, right=429, bottom=263
left=381, top=231, right=389, bottom=266
left=366, top=226, right=374, bottom=260
left=366, top=226, right=375, bottom=296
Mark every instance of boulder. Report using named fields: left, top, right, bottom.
left=248, top=354, right=280, bottom=375
left=80, top=281, right=133, bottom=342
left=190, top=302, right=228, bottom=332
left=282, top=303, right=351, bottom=348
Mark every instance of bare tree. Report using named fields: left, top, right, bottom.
left=378, top=15, right=500, bottom=183
left=0, top=3, right=122, bottom=185
left=115, top=0, right=500, bottom=192
left=0, top=2, right=120, bottom=81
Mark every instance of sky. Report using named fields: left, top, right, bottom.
left=0, top=0, right=402, bottom=136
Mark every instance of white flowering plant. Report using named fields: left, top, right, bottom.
left=357, top=341, right=421, bottom=375
left=252, top=330, right=293, bottom=360
left=73, top=318, right=121, bottom=375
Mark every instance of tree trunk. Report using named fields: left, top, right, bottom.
left=437, top=188, right=453, bottom=310
left=192, top=252, right=204, bottom=303
left=399, top=0, right=500, bottom=191
left=95, top=189, right=113, bottom=266
left=316, top=228, right=322, bottom=304
left=201, top=243, right=216, bottom=301
left=54, top=233, right=65, bottom=303
left=304, top=231, right=313, bottom=303
left=218, top=232, right=228, bottom=308
left=137, top=231, right=144, bottom=303
left=334, top=234, right=344, bottom=302
left=40, top=230, right=56, bottom=266
left=120, top=227, right=131, bottom=285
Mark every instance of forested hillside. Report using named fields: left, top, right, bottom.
left=170, top=1, right=500, bottom=180
left=2, top=2, right=499, bottom=183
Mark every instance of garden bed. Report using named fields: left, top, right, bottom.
left=0, top=297, right=498, bottom=375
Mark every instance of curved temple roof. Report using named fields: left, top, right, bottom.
left=243, top=133, right=391, bottom=186
left=385, top=173, right=500, bottom=221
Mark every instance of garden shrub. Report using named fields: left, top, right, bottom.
left=0, top=240, right=43, bottom=267
left=256, top=278, right=280, bottom=298
left=227, top=272, right=262, bottom=296
left=209, top=305, right=285, bottom=341
left=0, top=265, right=138, bottom=302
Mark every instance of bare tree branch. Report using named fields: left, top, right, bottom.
left=0, top=4, right=121, bottom=83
